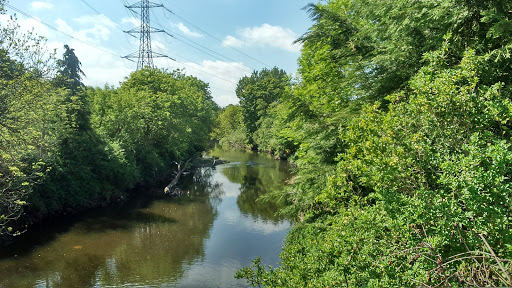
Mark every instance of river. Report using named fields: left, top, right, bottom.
left=0, top=149, right=291, bottom=288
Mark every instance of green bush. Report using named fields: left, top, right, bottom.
left=238, top=47, right=512, bottom=287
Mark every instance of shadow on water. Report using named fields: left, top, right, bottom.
left=0, top=168, right=221, bottom=288
left=0, top=190, right=163, bottom=259
left=77, top=210, right=179, bottom=234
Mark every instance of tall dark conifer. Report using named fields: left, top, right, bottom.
left=55, top=45, right=90, bottom=131
left=57, top=45, right=85, bottom=94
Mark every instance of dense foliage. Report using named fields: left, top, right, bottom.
left=0, top=1, right=217, bottom=237
left=236, top=67, right=289, bottom=145
left=89, top=69, right=217, bottom=184
left=233, top=0, right=512, bottom=287
left=212, top=104, right=248, bottom=149
left=0, top=10, right=65, bottom=234
left=214, top=67, right=295, bottom=156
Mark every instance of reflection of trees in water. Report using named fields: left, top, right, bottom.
left=237, top=174, right=283, bottom=222
left=183, top=166, right=224, bottom=208
left=0, top=167, right=222, bottom=288
left=221, top=160, right=290, bottom=223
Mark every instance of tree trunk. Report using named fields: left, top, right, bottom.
left=164, top=159, right=191, bottom=196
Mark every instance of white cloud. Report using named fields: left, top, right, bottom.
left=55, top=16, right=114, bottom=44
left=122, top=16, right=140, bottom=27
left=0, top=11, right=253, bottom=104
left=81, top=55, right=133, bottom=87
left=55, top=18, right=73, bottom=34
left=222, top=35, right=244, bottom=48
left=176, top=22, right=203, bottom=38
left=74, top=15, right=116, bottom=42
left=46, top=38, right=133, bottom=88
left=55, top=15, right=162, bottom=88
left=179, top=60, right=251, bottom=107
left=152, top=40, right=166, bottom=51
left=31, top=1, right=53, bottom=10
left=223, top=24, right=302, bottom=53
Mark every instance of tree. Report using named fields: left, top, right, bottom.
left=0, top=4, right=68, bottom=236
left=237, top=0, right=512, bottom=286
left=236, top=67, right=289, bottom=146
left=89, top=68, right=218, bottom=184
left=56, top=45, right=85, bottom=93
left=53, top=45, right=91, bottom=132
left=0, top=0, right=220, bottom=238
left=212, top=105, right=248, bottom=149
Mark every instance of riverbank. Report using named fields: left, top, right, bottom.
left=0, top=155, right=230, bottom=246
left=0, top=149, right=291, bottom=288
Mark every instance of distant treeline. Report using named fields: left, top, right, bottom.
left=214, top=0, right=512, bottom=287
left=0, top=0, right=217, bottom=238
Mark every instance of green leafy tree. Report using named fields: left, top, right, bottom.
left=237, top=0, right=512, bottom=286
left=0, top=5, right=70, bottom=235
left=0, top=70, right=66, bottom=235
left=236, top=67, right=289, bottom=146
left=90, top=68, right=218, bottom=184
left=26, top=45, right=121, bottom=218
left=212, top=105, right=248, bottom=149
left=54, top=44, right=90, bottom=131
left=239, top=46, right=512, bottom=288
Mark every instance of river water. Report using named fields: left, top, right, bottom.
left=0, top=149, right=291, bottom=288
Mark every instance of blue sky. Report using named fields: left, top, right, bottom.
left=2, top=0, right=314, bottom=106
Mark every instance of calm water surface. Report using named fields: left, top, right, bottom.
left=0, top=149, right=291, bottom=287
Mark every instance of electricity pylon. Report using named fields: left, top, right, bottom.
left=123, top=0, right=171, bottom=70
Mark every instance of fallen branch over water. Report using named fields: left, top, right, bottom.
left=164, top=159, right=191, bottom=196
left=163, top=156, right=229, bottom=196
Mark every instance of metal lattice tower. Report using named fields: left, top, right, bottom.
left=123, top=0, right=170, bottom=70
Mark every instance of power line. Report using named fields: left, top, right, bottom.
left=153, top=36, right=245, bottom=85
left=150, top=11, right=252, bottom=77
left=4, top=3, right=122, bottom=58
left=119, top=0, right=141, bottom=38
left=61, top=0, right=241, bottom=84
left=171, top=33, right=252, bottom=73
left=149, top=11, right=250, bottom=80
left=156, top=28, right=251, bottom=77
left=164, top=53, right=238, bottom=84
left=79, top=0, right=102, bottom=15
left=5, top=2, right=241, bottom=91
left=159, top=57, right=237, bottom=93
left=153, top=11, right=253, bottom=72
left=122, top=0, right=140, bottom=18
left=161, top=5, right=270, bottom=69
left=176, top=60, right=238, bottom=85
left=74, top=1, right=252, bottom=80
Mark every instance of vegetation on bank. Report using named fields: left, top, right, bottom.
left=0, top=0, right=217, bottom=237
left=218, top=0, right=512, bottom=286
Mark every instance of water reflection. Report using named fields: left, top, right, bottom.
left=0, top=149, right=291, bottom=288
left=211, top=148, right=291, bottom=223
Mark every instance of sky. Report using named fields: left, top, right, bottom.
left=1, top=0, right=314, bottom=107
